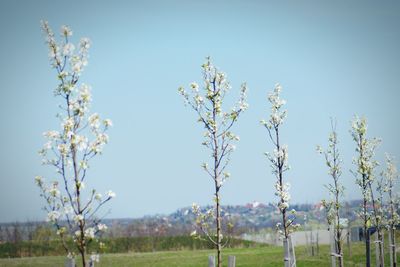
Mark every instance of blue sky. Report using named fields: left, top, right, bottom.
left=0, top=0, right=399, bottom=222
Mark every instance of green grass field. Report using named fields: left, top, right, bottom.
left=0, top=242, right=385, bottom=267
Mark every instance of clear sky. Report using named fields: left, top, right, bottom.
left=0, top=0, right=399, bottom=223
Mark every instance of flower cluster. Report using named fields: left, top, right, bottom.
left=190, top=202, right=232, bottom=246
left=261, top=83, right=287, bottom=129
left=41, top=21, right=90, bottom=76
left=351, top=116, right=380, bottom=182
left=275, top=182, right=291, bottom=211
left=351, top=116, right=380, bottom=222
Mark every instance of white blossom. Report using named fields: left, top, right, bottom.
left=95, top=193, right=102, bottom=201
left=79, top=37, right=91, bottom=51
left=62, top=43, right=75, bottom=57
left=97, top=223, right=108, bottom=231
left=73, top=214, right=84, bottom=224
left=104, top=119, right=113, bottom=127
left=34, top=176, right=43, bottom=186
left=47, top=211, right=61, bottom=222
left=84, top=227, right=95, bottom=239
left=190, top=82, right=199, bottom=91
left=60, top=25, right=73, bottom=37
left=88, top=113, right=100, bottom=129
left=106, top=190, right=116, bottom=198
left=43, top=130, right=60, bottom=139
left=79, top=84, right=91, bottom=103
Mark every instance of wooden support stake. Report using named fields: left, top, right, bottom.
left=65, top=258, right=75, bottom=267
left=330, top=226, right=336, bottom=267
left=228, top=255, right=236, bottom=267
left=208, top=255, right=215, bottom=267
left=289, top=235, right=297, bottom=267
left=283, top=238, right=291, bottom=267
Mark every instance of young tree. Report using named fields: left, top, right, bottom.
left=178, top=57, right=247, bottom=267
left=351, top=116, right=382, bottom=267
left=382, top=154, right=399, bottom=267
left=317, top=120, right=345, bottom=267
left=35, top=21, right=114, bottom=266
left=261, top=84, right=299, bottom=267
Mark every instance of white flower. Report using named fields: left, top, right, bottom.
left=192, top=203, right=200, bottom=213
left=43, top=131, right=60, bottom=139
left=278, top=202, right=289, bottom=210
left=74, top=135, right=88, bottom=151
left=62, top=43, right=75, bottom=57
left=95, top=193, right=102, bottom=201
left=73, top=214, right=84, bottom=223
left=97, top=223, right=108, bottom=231
left=61, top=25, right=73, bottom=37
left=104, top=119, right=113, bottom=127
left=34, top=176, right=43, bottom=185
left=194, top=95, right=203, bottom=105
left=62, top=118, right=74, bottom=131
left=72, top=59, right=83, bottom=73
left=190, top=82, right=199, bottom=91
left=223, top=172, right=231, bottom=178
left=88, top=113, right=100, bottom=129
left=84, top=227, right=95, bottom=239
left=49, top=186, right=60, bottom=197
left=79, top=84, right=91, bottom=103
left=240, top=102, right=249, bottom=110
left=43, top=141, right=52, bottom=150
left=47, top=211, right=61, bottom=222
left=79, top=160, right=88, bottom=170
left=57, top=144, right=69, bottom=156
left=106, top=190, right=116, bottom=198
left=97, top=133, right=109, bottom=144
left=80, top=37, right=91, bottom=50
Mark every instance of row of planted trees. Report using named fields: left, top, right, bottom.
left=35, top=21, right=398, bottom=267
left=317, top=117, right=399, bottom=267
left=178, top=59, right=399, bottom=267
left=178, top=61, right=303, bottom=267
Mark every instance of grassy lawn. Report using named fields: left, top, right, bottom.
left=0, top=243, right=383, bottom=267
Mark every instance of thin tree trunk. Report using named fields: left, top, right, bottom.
left=375, top=232, right=380, bottom=267
left=380, top=232, right=384, bottom=267
left=215, top=188, right=222, bottom=267
left=394, top=229, right=397, bottom=267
